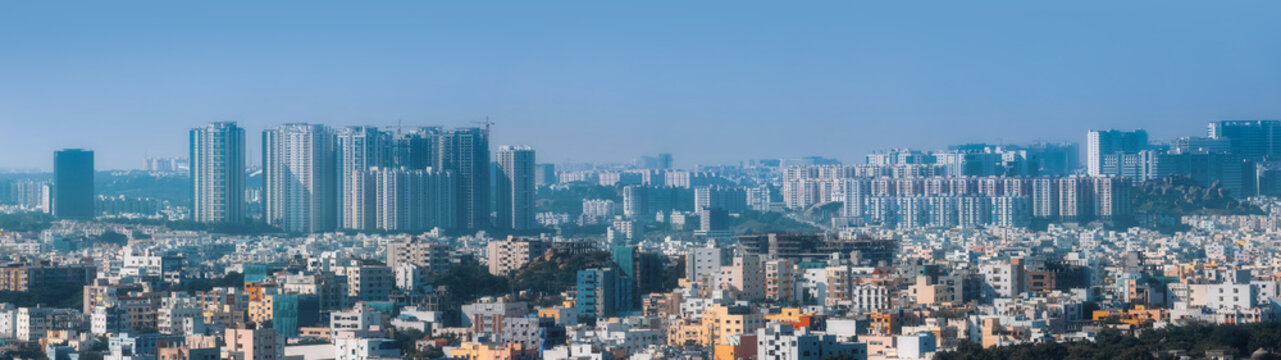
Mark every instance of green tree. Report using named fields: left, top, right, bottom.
left=0, top=283, right=83, bottom=308
left=508, top=251, right=612, bottom=295
left=436, top=260, right=509, bottom=303
left=934, top=324, right=1281, bottom=360
left=0, top=212, right=54, bottom=232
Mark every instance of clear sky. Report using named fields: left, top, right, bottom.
left=2, top=1, right=1279, bottom=170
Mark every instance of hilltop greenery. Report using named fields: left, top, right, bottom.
left=434, top=259, right=510, bottom=304
left=434, top=250, right=630, bottom=309
left=509, top=250, right=613, bottom=295
left=536, top=183, right=621, bottom=217
left=732, top=210, right=820, bottom=234
left=1130, top=175, right=1264, bottom=233
left=1133, top=175, right=1263, bottom=216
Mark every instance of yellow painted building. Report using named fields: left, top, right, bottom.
left=446, top=342, right=538, bottom=360
left=248, top=296, right=274, bottom=326
left=764, top=308, right=807, bottom=323
left=667, top=320, right=706, bottom=347
left=668, top=304, right=765, bottom=348
left=1092, top=305, right=1169, bottom=325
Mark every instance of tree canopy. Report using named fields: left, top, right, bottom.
left=935, top=323, right=1281, bottom=360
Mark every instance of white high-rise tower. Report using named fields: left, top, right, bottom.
left=263, top=123, right=337, bottom=233
left=191, top=122, right=245, bottom=223
left=337, top=126, right=389, bottom=230
left=495, top=145, right=536, bottom=230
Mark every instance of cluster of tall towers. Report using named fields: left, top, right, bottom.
left=190, top=122, right=536, bottom=233
left=1086, top=120, right=1281, bottom=197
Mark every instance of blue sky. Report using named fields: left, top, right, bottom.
left=2, top=1, right=1279, bottom=170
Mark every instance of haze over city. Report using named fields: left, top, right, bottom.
left=6, top=2, right=1281, bottom=360
left=4, top=1, right=1281, bottom=170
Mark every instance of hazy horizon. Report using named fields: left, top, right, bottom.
left=4, top=1, right=1280, bottom=170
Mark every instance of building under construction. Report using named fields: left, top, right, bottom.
left=736, top=233, right=899, bottom=266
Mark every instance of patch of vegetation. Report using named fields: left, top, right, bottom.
left=391, top=329, right=433, bottom=359
left=168, top=272, right=245, bottom=293
left=102, top=218, right=282, bottom=235
left=803, top=201, right=844, bottom=226
left=96, top=230, right=130, bottom=246
left=1133, top=175, right=1263, bottom=216
left=935, top=323, right=1281, bottom=360
left=659, top=255, right=685, bottom=293
left=0, top=283, right=83, bottom=308
left=768, top=184, right=783, bottom=202
left=536, top=183, right=621, bottom=216
left=1044, top=261, right=1090, bottom=291
left=0, top=212, right=54, bottom=232
left=339, top=226, right=551, bottom=239
left=1130, top=175, right=1265, bottom=234
left=358, top=258, right=387, bottom=266
left=434, top=259, right=509, bottom=304
left=437, top=249, right=671, bottom=307
left=509, top=250, right=613, bottom=295
left=3, top=344, right=49, bottom=360
left=96, top=171, right=192, bottom=206
left=732, top=210, right=819, bottom=234
left=555, top=224, right=611, bottom=238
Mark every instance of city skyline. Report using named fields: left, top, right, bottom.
left=11, top=121, right=1281, bottom=173
left=23, top=118, right=1269, bottom=232
left=4, top=1, right=1281, bottom=170
left=7, top=2, right=1281, bottom=359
